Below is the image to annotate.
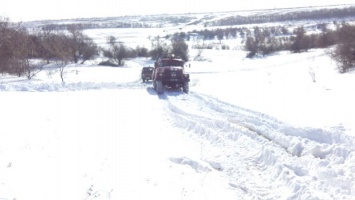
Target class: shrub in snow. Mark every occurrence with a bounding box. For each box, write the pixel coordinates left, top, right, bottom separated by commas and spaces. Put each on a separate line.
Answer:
330, 24, 355, 73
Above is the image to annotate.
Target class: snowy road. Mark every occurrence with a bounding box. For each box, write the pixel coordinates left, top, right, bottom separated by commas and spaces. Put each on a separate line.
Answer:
1, 53, 354, 199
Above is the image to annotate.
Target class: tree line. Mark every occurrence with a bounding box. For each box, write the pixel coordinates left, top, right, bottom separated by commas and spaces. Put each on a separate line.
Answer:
0, 17, 190, 82
244, 23, 355, 73
206, 6, 355, 27
0, 18, 99, 81
41, 22, 153, 31
183, 22, 355, 73
32, 14, 195, 31
243, 26, 336, 56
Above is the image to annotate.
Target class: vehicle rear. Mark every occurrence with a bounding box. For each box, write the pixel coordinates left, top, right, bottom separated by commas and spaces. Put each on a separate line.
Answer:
153, 57, 190, 94
141, 67, 154, 82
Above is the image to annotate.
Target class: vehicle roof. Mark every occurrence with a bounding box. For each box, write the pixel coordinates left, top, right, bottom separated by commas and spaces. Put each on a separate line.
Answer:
158, 57, 184, 61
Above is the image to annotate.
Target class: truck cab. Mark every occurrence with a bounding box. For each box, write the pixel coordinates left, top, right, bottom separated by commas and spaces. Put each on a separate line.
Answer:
153, 56, 190, 94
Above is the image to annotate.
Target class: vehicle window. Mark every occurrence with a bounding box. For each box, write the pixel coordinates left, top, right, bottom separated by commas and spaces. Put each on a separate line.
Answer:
143, 68, 153, 72
161, 60, 184, 67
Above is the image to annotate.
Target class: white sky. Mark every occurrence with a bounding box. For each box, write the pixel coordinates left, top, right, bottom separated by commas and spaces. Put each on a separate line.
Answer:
0, 0, 354, 22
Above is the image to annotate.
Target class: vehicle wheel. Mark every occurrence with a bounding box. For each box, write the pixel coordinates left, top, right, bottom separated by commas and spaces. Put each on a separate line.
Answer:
183, 81, 189, 93
142, 79, 145, 83
156, 81, 163, 94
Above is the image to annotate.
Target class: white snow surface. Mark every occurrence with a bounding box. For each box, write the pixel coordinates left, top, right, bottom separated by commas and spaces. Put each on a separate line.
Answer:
1, 34, 355, 199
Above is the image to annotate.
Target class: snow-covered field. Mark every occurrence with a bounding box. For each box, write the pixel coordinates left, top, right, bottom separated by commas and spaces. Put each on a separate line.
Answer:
1, 26, 355, 199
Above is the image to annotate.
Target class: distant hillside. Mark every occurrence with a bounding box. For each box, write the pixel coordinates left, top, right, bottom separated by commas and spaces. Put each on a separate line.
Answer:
23, 4, 355, 30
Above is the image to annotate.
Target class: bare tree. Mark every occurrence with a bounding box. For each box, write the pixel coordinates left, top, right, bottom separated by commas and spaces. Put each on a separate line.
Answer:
15, 29, 45, 79
37, 28, 56, 64
291, 26, 307, 53
67, 25, 83, 63
51, 33, 72, 82
80, 36, 99, 64
149, 35, 169, 60
67, 25, 99, 64
170, 36, 189, 61
0, 17, 20, 74
102, 36, 130, 66
330, 24, 355, 73
245, 36, 258, 57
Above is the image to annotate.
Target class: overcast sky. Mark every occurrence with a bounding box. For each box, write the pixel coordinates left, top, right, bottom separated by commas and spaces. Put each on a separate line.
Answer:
0, 0, 354, 22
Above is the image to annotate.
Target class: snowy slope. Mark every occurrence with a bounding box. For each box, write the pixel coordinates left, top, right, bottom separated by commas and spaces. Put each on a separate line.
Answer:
2, 7, 355, 198
0, 45, 354, 200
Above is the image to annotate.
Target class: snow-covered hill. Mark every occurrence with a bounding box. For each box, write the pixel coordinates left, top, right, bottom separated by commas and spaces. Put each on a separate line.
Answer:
1, 46, 354, 199
1, 7, 355, 200
23, 4, 355, 30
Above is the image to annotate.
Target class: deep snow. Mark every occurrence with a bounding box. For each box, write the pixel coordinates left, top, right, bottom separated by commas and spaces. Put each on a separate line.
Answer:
1, 28, 355, 199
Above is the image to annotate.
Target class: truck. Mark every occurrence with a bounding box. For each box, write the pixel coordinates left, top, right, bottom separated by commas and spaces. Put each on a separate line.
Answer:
141, 66, 154, 82
152, 56, 190, 94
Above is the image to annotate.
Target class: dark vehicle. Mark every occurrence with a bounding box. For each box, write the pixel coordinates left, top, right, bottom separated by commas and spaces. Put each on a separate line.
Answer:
141, 66, 154, 82
153, 56, 190, 94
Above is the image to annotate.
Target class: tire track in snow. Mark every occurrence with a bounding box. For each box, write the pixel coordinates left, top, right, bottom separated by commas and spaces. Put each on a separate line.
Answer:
160, 91, 295, 198
183, 92, 354, 158
160, 91, 355, 199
